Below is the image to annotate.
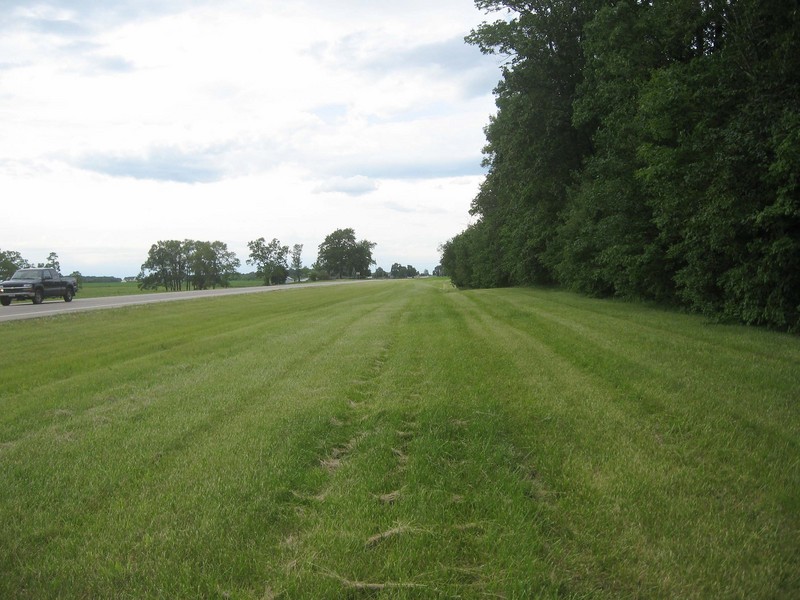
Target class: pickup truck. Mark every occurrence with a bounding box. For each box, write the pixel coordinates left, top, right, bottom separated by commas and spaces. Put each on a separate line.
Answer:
0, 268, 78, 305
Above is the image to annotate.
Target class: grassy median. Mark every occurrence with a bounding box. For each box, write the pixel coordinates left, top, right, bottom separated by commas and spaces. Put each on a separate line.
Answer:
0, 279, 798, 598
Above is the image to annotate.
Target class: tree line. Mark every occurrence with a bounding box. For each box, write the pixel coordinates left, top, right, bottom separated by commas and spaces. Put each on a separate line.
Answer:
3, 229, 431, 291
441, 0, 799, 332
138, 228, 378, 291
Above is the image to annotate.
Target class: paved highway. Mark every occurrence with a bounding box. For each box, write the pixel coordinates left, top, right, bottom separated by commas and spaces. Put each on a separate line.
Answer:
0, 279, 375, 323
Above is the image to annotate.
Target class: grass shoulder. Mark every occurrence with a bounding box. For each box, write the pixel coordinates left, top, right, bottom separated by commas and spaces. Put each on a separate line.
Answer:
0, 281, 797, 597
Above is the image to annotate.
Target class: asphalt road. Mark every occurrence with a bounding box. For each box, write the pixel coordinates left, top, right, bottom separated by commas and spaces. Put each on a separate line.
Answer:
0, 279, 375, 323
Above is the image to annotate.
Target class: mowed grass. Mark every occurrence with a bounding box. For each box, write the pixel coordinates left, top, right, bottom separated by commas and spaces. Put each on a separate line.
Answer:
77, 279, 264, 298
0, 279, 797, 598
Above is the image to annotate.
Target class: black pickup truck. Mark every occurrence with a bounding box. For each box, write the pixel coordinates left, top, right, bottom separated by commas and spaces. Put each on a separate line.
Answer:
0, 268, 78, 305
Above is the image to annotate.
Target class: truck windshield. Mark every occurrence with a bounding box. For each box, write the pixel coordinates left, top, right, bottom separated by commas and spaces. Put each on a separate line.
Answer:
10, 269, 39, 280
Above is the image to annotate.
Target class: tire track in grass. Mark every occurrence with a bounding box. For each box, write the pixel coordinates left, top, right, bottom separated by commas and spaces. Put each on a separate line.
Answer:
271, 295, 400, 586
283, 283, 558, 596
380, 287, 562, 596
0, 285, 407, 598
274, 287, 443, 595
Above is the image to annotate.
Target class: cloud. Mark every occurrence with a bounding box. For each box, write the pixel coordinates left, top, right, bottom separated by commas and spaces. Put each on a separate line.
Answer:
311, 103, 349, 125
88, 55, 136, 73
310, 33, 501, 101
370, 159, 486, 180
21, 17, 89, 37
372, 36, 497, 75
76, 146, 226, 183
313, 176, 379, 196
3, 0, 215, 27
383, 200, 415, 214
0, 0, 498, 277
327, 158, 485, 181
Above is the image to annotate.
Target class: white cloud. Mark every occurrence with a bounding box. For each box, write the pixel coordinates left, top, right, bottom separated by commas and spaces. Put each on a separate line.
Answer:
313, 176, 379, 196
0, 0, 501, 275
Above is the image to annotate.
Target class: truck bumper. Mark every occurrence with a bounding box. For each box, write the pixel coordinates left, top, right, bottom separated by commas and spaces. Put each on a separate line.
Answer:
0, 291, 35, 302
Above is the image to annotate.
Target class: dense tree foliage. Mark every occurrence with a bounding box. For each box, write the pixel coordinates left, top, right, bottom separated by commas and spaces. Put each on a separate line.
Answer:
316, 228, 376, 279
390, 263, 419, 278
247, 237, 289, 286
443, 0, 800, 331
140, 239, 240, 291
189, 241, 241, 289
0, 249, 32, 280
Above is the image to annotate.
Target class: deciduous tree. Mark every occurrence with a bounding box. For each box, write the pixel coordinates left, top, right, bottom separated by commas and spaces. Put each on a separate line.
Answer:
247, 237, 289, 286
0, 249, 31, 279
189, 241, 240, 289
290, 244, 303, 283
316, 228, 375, 279
139, 240, 192, 291
443, 0, 800, 331
44, 252, 61, 272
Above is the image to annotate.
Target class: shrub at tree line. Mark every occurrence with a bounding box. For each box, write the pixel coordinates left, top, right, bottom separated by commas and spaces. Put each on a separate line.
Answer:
441, 0, 799, 332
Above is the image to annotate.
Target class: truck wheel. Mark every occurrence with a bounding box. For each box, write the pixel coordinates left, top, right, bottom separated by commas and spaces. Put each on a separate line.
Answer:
33, 288, 44, 304
0, 297, 10, 306
64, 288, 74, 302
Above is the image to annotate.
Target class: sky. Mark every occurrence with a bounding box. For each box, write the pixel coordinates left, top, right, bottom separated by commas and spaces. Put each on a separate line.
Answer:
0, 0, 505, 277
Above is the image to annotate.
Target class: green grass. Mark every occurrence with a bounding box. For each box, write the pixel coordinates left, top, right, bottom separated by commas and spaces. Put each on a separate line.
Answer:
77, 279, 265, 298
1, 279, 798, 598
75, 281, 157, 297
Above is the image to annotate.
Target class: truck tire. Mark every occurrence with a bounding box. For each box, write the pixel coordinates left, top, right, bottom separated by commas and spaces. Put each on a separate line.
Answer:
0, 297, 10, 306
64, 288, 74, 302
33, 288, 44, 304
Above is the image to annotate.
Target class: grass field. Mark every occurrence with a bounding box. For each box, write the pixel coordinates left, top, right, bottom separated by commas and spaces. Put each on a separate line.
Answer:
77, 279, 264, 298
1, 279, 798, 598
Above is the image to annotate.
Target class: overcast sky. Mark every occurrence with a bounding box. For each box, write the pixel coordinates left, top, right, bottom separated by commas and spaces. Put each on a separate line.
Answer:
1, 0, 503, 277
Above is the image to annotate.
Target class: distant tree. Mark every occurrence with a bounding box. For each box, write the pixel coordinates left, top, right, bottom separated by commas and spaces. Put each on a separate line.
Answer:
79, 275, 124, 284
373, 266, 387, 279
247, 237, 289, 286
139, 240, 191, 291
308, 262, 330, 282
44, 252, 60, 272
139, 239, 239, 291
317, 228, 376, 279
189, 241, 240, 289
270, 265, 288, 285
290, 244, 303, 283
390, 263, 407, 279
351, 240, 376, 279
211, 241, 240, 286
433, 265, 444, 277
0, 249, 31, 279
